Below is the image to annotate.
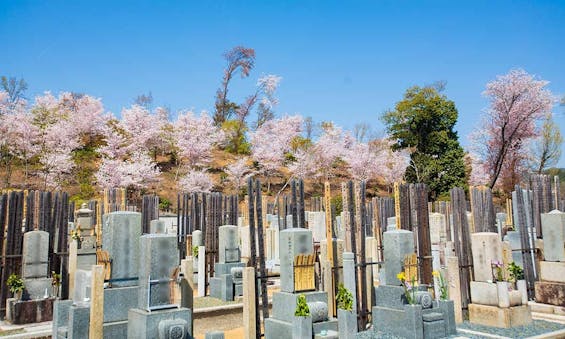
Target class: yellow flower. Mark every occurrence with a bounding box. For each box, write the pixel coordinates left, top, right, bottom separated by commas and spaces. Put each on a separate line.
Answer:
432, 270, 440, 277
397, 272, 406, 281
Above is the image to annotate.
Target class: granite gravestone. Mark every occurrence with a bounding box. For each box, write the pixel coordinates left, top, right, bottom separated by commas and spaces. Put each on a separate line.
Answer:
102, 212, 142, 287
382, 229, 414, 286
138, 234, 179, 310
22, 230, 52, 299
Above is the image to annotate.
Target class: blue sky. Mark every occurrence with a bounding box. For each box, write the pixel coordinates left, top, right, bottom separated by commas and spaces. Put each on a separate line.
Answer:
1, 1, 565, 164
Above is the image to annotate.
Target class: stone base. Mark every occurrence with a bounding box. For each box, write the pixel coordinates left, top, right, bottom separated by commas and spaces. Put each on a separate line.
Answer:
77, 248, 97, 270
6, 297, 55, 324
214, 262, 245, 276
373, 305, 423, 339
271, 291, 329, 323
468, 304, 532, 328
535, 281, 565, 307
539, 261, 565, 283
104, 286, 139, 322
23, 277, 52, 299
264, 317, 338, 339
127, 307, 192, 339
209, 275, 234, 301
529, 301, 565, 315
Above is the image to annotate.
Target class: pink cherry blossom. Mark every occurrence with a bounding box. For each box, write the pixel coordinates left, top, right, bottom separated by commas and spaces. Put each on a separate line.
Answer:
178, 169, 214, 193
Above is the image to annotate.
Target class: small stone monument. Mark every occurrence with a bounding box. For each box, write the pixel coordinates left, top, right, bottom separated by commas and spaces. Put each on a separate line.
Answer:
209, 225, 245, 301
75, 204, 97, 269
6, 230, 56, 324
264, 228, 338, 338
372, 229, 456, 339
532, 211, 565, 312
468, 232, 531, 328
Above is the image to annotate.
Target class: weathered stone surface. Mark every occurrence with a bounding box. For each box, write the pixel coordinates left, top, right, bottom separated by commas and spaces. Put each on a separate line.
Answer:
541, 210, 565, 262
127, 307, 192, 339
435, 300, 456, 335
6, 297, 55, 324
192, 230, 203, 247
528, 301, 556, 314
22, 231, 49, 279
373, 303, 423, 339
102, 212, 142, 287
429, 213, 446, 244
471, 232, 503, 282
279, 228, 313, 293
53, 299, 72, 338
103, 286, 139, 322
149, 220, 166, 234
503, 231, 524, 268
292, 316, 312, 339
337, 309, 356, 339
68, 304, 91, 339
307, 301, 328, 323
138, 234, 179, 310
219, 225, 240, 263
382, 229, 415, 286
468, 303, 532, 328
539, 261, 565, 283
307, 211, 326, 242
23, 277, 51, 300
535, 281, 565, 306
205, 331, 225, 339
73, 269, 92, 305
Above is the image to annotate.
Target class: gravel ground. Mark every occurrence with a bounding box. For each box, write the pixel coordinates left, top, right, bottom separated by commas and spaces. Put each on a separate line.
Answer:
354, 319, 565, 339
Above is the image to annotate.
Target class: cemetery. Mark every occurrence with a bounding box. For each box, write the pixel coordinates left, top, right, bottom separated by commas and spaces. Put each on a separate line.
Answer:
0, 176, 562, 338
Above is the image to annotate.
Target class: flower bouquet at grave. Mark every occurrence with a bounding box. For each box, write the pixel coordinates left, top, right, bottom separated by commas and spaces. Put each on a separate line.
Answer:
397, 271, 417, 304
7, 274, 24, 300
491, 260, 505, 282
433, 270, 448, 300
51, 271, 61, 297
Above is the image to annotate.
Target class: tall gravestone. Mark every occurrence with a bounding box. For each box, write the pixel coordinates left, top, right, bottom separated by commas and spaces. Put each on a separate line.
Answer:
265, 228, 337, 338
22, 230, 52, 299
102, 212, 142, 287
128, 233, 193, 339
534, 211, 565, 309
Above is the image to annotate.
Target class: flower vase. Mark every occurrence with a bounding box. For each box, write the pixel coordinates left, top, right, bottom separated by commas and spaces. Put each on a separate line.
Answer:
496, 281, 510, 308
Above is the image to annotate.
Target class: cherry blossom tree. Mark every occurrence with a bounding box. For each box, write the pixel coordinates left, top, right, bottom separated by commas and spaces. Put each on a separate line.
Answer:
175, 110, 225, 168
225, 157, 253, 193
250, 115, 302, 177
472, 69, 554, 189
120, 104, 163, 154
178, 169, 214, 193
96, 150, 160, 189
343, 142, 380, 181
288, 149, 320, 180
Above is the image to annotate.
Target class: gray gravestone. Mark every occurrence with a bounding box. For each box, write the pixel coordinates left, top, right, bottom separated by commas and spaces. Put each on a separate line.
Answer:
383, 229, 414, 286
541, 210, 565, 262
73, 269, 92, 306
503, 231, 524, 267
150, 220, 166, 234
218, 225, 240, 263
102, 212, 142, 287
22, 231, 49, 279
279, 228, 313, 293
138, 234, 179, 310
343, 252, 357, 314
192, 230, 203, 247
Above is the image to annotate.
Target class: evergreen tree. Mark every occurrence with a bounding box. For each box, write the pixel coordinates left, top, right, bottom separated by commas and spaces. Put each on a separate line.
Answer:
382, 85, 466, 198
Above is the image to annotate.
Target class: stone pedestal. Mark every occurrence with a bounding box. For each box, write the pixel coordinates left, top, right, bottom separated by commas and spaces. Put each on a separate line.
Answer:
6, 297, 56, 324
127, 307, 192, 339
468, 304, 532, 328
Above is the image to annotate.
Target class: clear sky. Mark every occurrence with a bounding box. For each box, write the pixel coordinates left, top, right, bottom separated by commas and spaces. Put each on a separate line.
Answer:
1, 1, 565, 163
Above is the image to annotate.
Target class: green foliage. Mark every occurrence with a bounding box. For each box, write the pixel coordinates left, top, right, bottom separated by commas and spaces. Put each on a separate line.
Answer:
159, 197, 172, 211
508, 262, 524, 282
192, 245, 199, 258
221, 119, 250, 154
381, 85, 466, 198
336, 284, 353, 311
331, 196, 343, 214
7, 274, 24, 294
294, 294, 310, 316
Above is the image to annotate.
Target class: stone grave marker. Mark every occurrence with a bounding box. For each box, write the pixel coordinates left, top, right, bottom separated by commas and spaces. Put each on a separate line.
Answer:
470, 232, 503, 282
